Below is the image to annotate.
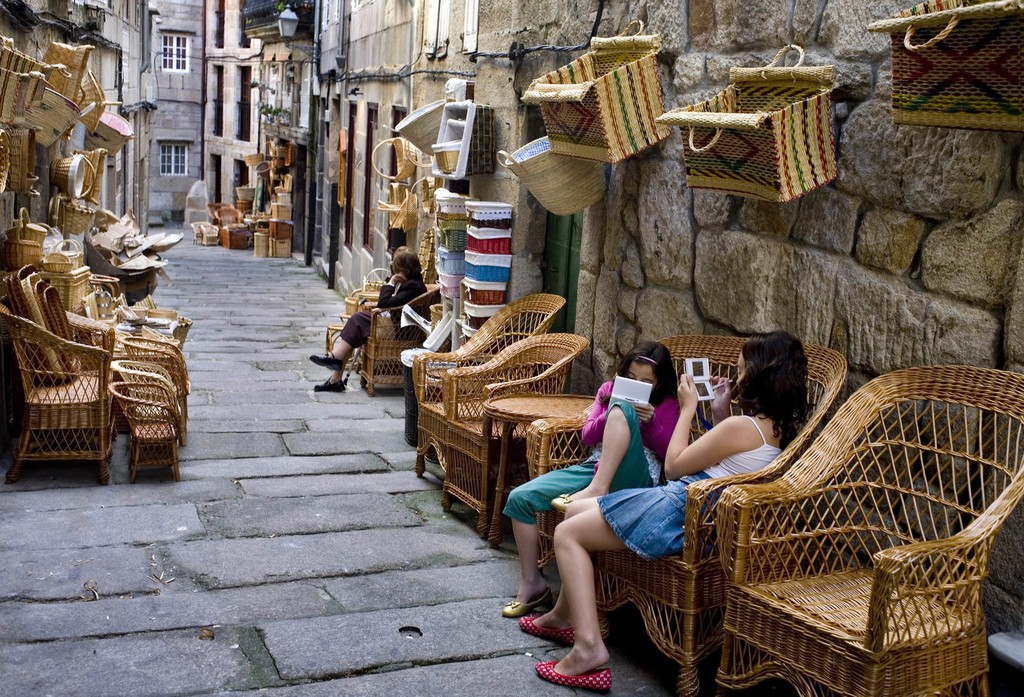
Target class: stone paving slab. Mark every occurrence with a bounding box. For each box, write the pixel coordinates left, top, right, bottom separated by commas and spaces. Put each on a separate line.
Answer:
189, 368, 303, 383
0, 629, 254, 696
0, 546, 159, 601
322, 560, 519, 612
259, 598, 548, 680
239, 472, 439, 498
210, 390, 319, 405
166, 528, 498, 589
179, 432, 287, 461
187, 402, 389, 422
181, 454, 390, 479
283, 430, 409, 455
0, 478, 237, 512
0, 581, 335, 642
380, 450, 420, 471
302, 415, 405, 432
188, 419, 308, 433
198, 492, 421, 537
0, 503, 203, 550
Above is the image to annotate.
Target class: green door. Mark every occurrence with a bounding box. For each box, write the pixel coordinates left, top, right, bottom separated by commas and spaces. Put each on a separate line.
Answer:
543, 212, 583, 333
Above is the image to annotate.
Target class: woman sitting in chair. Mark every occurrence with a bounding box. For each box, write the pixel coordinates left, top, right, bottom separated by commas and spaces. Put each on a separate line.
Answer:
309, 248, 426, 392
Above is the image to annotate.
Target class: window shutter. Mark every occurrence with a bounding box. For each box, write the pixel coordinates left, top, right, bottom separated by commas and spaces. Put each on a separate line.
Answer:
424, 0, 440, 57
436, 0, 451, 58
463, 0, 478, 53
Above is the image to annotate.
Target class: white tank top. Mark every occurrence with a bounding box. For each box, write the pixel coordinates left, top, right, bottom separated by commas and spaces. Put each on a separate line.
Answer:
702, 415, 781, 479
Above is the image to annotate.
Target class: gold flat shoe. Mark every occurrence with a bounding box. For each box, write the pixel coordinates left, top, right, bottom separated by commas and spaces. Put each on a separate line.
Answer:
551, 494, 573, 513
501, 587, 553, 618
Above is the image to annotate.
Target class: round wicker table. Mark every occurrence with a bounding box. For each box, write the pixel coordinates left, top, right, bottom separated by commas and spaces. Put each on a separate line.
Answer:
482, 393, 593, 546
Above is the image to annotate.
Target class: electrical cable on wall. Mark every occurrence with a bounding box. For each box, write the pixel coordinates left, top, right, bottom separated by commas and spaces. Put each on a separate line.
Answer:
467, 0, 605, 62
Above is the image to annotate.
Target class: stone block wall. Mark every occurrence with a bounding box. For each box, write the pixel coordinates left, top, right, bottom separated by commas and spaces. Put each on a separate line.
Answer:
570, 0, 1024, 630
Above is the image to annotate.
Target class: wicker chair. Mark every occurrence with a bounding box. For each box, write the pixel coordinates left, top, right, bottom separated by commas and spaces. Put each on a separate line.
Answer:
423, 333, 590, 539
191, 222, 219, 246
116, 335, 190, 446
413, 292, 567, 476
530, 335, 847, 697
358, 288, 439, 396
109, 380, 181, 483
715, 365, 1024, 697
0, 303, 113, 484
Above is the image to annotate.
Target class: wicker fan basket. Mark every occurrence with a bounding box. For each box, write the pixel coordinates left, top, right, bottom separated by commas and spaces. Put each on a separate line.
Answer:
395, 100, 445, 152
42, 42, 94, 100
497, 137, 606, 215
77, 70, 117, 133
4, 127, 37, 195
521, 21, 668, 163
244, 152, 264, 166
867, 0, 1024, 131
657, 45, 837, 203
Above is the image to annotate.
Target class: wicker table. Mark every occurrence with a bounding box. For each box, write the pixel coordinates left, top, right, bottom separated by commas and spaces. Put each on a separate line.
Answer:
482, 393, 593, 546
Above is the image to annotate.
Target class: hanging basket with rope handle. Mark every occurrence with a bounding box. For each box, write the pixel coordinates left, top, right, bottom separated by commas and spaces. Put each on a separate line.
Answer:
521, 21, 669, 163
377, 181, 419, 232
372, 137, 431, 182
867, 0, 1024, 131
656, 45, 837, 203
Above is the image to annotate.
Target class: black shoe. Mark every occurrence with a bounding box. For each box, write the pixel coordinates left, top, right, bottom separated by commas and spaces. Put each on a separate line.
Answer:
310, 354, 345, 370
313, 378, 347, 393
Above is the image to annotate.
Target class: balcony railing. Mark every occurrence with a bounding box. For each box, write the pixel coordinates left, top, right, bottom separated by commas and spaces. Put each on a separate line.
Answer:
242, 0, 314, 41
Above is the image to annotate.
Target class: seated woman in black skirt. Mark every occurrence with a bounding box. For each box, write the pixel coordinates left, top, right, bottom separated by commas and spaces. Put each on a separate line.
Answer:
309, 249, 427, 392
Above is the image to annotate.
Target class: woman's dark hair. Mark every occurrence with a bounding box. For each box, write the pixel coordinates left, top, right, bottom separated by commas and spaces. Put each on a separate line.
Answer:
600, 341, 677, 405
733, 331, 809, 448
391, 249, 422, 279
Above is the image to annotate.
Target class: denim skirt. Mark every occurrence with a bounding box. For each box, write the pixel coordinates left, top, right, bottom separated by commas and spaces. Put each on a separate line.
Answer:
598, 471, 713, 560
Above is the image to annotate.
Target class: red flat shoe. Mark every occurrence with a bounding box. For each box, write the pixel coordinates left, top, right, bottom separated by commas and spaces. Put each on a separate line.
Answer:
518, 615, 574, 645
535, 661, 611, 693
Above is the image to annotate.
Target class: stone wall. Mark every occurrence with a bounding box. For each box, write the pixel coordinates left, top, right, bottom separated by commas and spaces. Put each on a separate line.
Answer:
567, 0, 1024, 631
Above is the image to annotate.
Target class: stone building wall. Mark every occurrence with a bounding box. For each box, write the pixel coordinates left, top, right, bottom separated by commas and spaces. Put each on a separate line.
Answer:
565, 0, 1024, 631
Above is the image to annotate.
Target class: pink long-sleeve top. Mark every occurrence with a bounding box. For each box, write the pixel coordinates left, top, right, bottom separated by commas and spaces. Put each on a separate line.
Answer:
581, 381, 680, 460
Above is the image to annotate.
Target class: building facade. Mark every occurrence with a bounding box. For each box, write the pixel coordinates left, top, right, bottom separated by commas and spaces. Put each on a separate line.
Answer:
148, 0, 204, 223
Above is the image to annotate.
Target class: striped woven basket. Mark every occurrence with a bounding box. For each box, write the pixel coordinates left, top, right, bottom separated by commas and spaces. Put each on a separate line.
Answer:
521, 21, 668, 163
0, 67, 46, 122
656, 45, 837, 203
867, 0, 1024, 131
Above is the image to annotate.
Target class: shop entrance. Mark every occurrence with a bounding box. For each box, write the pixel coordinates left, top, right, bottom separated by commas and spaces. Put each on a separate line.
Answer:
542, 211, 582, 333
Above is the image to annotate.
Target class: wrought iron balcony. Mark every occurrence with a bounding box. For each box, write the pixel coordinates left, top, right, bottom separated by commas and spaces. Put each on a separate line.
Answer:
243, 0, 314, 42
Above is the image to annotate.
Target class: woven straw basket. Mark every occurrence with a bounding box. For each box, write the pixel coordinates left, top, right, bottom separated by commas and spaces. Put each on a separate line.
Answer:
50, 153, 95, 199
77, 70, 118, 133
497, 137, 606, 215
41, 238, 84, 273
84, 110, 133, 155
0, 34, 51, 75
244, 152, 264, 166
521, 22, 668, 163
378, 182, 419, 232
0, 67, 46, 122
657, 45, 837, 203
0, 128, 9, 194
42, 42, 94, 100
4, 128, 37, 195
6, 208, 48, 244
75, 148, 107, 205
868, 0, 1024, 131
372, 137, 429, 181
395, 100, 445, 153
21, 88, 81, 147
50, 196, 96, 235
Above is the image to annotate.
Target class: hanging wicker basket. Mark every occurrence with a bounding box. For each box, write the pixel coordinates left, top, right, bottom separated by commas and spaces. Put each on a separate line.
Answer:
75, 148, 108, 205
50, 196, 96, 235
497, 137, 606, 215
4, 127, 38, 195
867, 0, 1024, 131
521, 21, 669, 163
372, 137, 430, 182
378, 182, 419, 232
42, 42, 94, 100
20, 88, 81, 147
84, 110, 133, 154
0, 67, 46, 122
395, 100, 445, 153
657, 45, 837, 203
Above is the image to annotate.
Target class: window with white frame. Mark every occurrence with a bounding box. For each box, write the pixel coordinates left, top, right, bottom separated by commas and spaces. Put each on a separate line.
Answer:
161, 33, 189, 72
160, 144, 188, 176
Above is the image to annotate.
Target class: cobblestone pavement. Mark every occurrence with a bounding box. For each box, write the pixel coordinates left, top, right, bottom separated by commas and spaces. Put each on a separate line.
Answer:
0, 235, 686, 697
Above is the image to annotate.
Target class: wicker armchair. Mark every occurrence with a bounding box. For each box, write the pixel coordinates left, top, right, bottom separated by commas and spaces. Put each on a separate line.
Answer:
358, 288, 439, 396
0, 303, 113, 484
530, 335, 847, 697
191, 222, 219, 246
116, 335, 190, 445
716, 365, 1024, 697
109, 380, 181, 483
413, 292, 566, 475
422, 333, 589, 538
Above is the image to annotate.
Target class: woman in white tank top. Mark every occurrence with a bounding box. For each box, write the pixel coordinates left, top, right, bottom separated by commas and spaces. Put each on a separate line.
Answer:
522, 332, 809, 691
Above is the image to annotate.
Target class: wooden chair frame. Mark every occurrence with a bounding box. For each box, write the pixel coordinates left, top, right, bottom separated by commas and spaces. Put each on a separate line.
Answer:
530, 335, 847, 697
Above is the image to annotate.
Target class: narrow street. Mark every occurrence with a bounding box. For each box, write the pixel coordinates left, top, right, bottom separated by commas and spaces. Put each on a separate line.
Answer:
0, 234, 680, 696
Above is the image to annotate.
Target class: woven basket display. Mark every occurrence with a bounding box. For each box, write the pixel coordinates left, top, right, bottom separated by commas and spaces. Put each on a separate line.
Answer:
372, 137, 428, 181
42, 42, 94, 100
21, 88, 81, 147
418, 225, 438, 284
5, 127, 37, 194
656, 45, 837, 203
75, 148, 107, 204
395, 100, 445, 152
497, 137, 606, 215
77, 70, 112, 133
40, 238, 84, 273
0, 128, 9, 194
50, 196, 96, 235
39, 265, 91, 311
84, 110, 133, 155
378, 182, 419, 232
244, 152, 264, 166
868, 0, 1024, 131
0, 67, 46, 123
253, 232, 270, 257
521, 22, 668, 163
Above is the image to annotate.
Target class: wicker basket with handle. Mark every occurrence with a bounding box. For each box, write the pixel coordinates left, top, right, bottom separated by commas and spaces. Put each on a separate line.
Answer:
42, 42, 94, 100
497, 137, 606, 215
4, 127, 38, 195
40, 238, 84, 273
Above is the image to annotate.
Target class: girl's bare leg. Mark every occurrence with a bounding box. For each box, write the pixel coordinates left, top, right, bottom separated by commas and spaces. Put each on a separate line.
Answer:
572, 406, 630, 500
511, 519, 548, 603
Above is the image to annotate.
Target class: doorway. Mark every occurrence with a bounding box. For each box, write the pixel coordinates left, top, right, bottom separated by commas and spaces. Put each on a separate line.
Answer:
542, 211, 583, 333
